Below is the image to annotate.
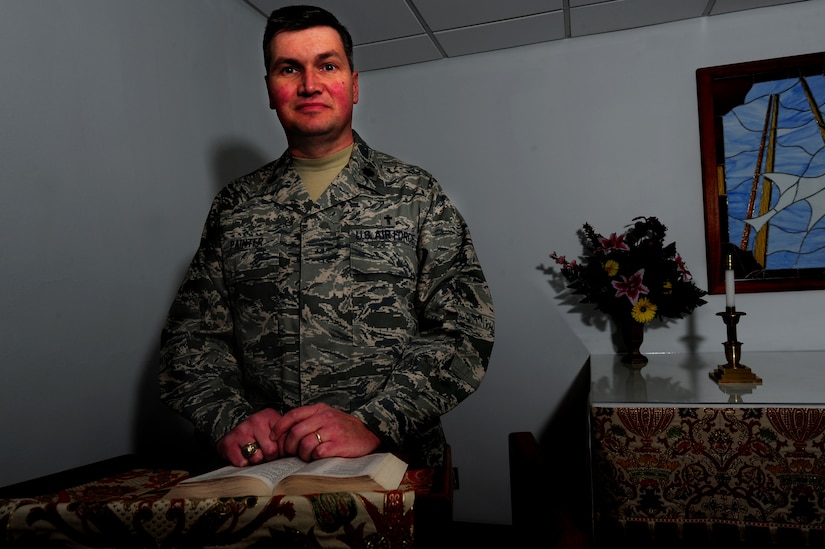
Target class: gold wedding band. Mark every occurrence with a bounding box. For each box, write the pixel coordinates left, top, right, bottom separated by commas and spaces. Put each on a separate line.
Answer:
315, 431, 323, 444
241, 441, 260, 458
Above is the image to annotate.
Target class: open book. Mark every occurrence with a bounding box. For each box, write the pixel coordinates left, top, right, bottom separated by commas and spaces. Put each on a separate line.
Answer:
164, 453, 408, 498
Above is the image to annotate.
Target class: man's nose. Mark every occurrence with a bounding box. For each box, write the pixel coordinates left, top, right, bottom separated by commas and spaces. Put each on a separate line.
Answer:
299, 71, 320, 95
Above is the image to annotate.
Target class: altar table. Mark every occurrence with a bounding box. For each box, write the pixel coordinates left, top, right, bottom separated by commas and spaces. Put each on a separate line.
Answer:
590, 350, 825, 547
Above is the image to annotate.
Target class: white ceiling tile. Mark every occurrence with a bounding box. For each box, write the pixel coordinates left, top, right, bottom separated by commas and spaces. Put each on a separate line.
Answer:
248, 0, 424, 44
710, 0, 806, 15
413, 0, 563, 31
434, 12, 566, 57
354, 35, 444, 72
243, 0, 811, 71
570, 0, 619, 6
570, 0, 708, 36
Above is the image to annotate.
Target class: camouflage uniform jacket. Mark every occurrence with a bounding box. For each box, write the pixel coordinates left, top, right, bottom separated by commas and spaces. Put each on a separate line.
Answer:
159, 133, 495, 466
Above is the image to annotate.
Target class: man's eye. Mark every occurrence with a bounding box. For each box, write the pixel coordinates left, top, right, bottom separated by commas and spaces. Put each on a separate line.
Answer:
280, 66, 297, 75
321, 63, 336, 72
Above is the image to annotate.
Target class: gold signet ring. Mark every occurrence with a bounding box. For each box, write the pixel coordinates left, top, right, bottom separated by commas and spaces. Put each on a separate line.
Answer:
241, 441, 260, 458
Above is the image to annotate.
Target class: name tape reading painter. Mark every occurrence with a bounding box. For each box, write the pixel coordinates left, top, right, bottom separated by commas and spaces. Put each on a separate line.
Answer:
228, 237, 265, 251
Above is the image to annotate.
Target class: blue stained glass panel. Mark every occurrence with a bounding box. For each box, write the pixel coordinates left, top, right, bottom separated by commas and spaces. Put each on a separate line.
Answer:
723, 75, 825, 271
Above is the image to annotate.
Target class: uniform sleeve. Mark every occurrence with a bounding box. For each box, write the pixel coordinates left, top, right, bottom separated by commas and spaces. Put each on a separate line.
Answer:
159, 199, 255, 445
351, 185, 495, 449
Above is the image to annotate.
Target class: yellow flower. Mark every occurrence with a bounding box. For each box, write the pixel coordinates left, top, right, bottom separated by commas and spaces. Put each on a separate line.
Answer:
631, 297, 657, 323
603, 259, 619, 277
663, 280, 673, 295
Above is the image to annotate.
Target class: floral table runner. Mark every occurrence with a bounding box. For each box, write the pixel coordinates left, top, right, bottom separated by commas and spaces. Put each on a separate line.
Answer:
1, 466, 423, 548
591, 405, 825, 546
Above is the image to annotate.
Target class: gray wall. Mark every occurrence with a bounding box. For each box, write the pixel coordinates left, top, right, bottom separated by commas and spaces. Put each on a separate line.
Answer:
2, 0, 825, 526
1, 0, 282, 483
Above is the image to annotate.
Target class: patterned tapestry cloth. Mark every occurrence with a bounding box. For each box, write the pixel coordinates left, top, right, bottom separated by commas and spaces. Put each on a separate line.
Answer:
1, 467, 425, 548
591, 406, 825, 546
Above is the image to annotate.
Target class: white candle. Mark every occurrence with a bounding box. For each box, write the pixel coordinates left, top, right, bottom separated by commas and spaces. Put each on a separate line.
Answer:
724, 254, 735, 308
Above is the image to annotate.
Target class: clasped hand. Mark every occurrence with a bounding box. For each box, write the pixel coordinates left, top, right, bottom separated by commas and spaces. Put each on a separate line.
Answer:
216, 403, 381, 466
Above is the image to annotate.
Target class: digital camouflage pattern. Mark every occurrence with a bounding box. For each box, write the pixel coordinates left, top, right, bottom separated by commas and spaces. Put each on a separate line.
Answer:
159, 133, 495, 466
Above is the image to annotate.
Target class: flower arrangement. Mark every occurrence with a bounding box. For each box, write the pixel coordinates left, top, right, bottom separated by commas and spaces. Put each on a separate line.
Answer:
550, 216, 707, 324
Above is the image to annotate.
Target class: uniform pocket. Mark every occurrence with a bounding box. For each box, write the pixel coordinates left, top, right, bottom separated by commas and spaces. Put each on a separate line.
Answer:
223, 233, 284, 286
223, 233, 286, 344
349, 238, 418, 346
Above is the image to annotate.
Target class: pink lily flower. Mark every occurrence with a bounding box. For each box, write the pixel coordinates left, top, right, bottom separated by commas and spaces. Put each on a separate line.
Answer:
597, 232, 630, 253
672, 254, 693, 281
611, 269, 649, 304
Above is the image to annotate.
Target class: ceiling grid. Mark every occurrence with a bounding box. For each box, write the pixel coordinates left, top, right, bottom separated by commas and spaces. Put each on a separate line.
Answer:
246, 0, 809, 71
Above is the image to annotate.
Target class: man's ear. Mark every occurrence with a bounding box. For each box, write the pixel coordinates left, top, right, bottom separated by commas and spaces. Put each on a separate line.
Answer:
265, 73, 276, 110
352, 71, 359, 105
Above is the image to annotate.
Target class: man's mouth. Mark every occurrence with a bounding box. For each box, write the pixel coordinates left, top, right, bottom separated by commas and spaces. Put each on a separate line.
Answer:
296, 102, 328, 111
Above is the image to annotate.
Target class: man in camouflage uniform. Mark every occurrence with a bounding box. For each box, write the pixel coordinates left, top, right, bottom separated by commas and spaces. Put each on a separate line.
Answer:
159, 5, 494, 469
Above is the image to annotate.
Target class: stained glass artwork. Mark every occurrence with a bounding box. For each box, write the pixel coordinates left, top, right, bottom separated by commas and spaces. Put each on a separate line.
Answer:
723, 74, 825, 274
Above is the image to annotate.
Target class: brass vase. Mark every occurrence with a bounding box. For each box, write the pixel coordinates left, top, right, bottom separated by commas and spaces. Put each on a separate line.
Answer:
619, 319, 648, 367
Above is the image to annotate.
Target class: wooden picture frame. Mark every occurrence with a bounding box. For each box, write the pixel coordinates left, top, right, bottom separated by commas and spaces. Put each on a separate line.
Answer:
697, 51, 825, 295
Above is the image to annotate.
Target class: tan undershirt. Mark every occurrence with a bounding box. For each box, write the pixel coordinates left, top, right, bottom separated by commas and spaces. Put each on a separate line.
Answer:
292, 145, 353, 201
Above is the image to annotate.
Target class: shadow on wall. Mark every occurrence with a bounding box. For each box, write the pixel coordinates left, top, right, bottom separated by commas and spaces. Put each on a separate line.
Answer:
210, 139, 273, 194
538, 261, 610, 333
131, 338, 205, 468
537, 360, 593, 537
131, 140, 272, 469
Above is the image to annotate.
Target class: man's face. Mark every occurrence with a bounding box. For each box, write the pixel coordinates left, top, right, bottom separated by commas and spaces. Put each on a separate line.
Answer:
266, 26, 359, 155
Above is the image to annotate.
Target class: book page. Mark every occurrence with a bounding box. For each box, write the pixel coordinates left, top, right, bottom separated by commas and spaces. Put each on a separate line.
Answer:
243, 458, 307, 486
181, 457, 307, 489
289, 454, 384, 478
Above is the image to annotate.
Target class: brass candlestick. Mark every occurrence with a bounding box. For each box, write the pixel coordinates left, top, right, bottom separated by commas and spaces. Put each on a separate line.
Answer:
709, 307, 762, 384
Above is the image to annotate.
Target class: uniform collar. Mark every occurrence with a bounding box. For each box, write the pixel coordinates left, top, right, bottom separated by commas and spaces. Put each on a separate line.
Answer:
265, 131, 384, 212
